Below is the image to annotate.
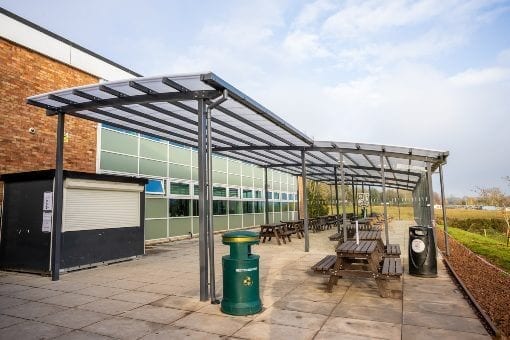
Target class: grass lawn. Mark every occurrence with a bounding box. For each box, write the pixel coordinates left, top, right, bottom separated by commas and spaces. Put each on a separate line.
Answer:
447, 227, 510, 272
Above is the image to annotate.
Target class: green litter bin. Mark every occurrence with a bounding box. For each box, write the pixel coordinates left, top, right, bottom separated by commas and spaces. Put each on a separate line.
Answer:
221, 230, 262, 316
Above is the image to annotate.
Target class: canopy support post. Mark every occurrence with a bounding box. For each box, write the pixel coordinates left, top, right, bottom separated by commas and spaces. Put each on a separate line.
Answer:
264, 167, 269, 224
396, 187, 401, 221
51, 113, 65, 281
340, 153, 347, 241
197, 99, 209, 301
439, 164, 449, 256
361, 182, 365, 218
380, 154, 389, 247
334, 166, 340, 233
351, 181, 355, 218
301, 150, 309, 252
368, 185, 373, 215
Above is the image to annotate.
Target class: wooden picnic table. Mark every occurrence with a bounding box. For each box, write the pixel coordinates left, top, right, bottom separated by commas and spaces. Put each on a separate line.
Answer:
281, 220, 304, 239
259, 223, 291, 245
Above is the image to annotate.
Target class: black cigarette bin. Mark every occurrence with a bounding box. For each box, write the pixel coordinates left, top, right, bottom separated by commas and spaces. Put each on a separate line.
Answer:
408, 226, 437, 277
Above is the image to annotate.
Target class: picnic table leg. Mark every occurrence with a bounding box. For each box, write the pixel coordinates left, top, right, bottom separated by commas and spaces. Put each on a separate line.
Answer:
327, 257, 343, 292
274, 229, 282, 245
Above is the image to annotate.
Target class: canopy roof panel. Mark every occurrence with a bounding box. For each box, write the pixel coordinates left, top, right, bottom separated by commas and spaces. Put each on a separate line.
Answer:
27, 72, 449, 191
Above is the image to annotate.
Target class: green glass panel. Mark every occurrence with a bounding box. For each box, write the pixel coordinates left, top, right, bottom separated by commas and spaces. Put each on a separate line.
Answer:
243, 214, 255, 228
213, 216, 228, 231
170, 183, 190, 195
242, 163, 252, 176
229, 215, 243, 229
191, 167, 198, 180
145, 198, 167, 218
253, 167, 264, 179
254, 214, 265, 226
170, 145, 191, 164
145, 219, 167, 240
254, 178, 263, 188
140, 138, 168, 161
169, 163, 191, 180
169, 217, 192, 236
228, 188, 239, 198
229, 174, 241, 186
213, 187, 226, 197
212, 171, 227, 184
192, 217, 199, 234
191, 151, 198, 167
139, 159, 167, 177
212, 157, 227, 172
100, 152, 137, 173
101, 129, 138, 155
229, 160, 241, 174
242, 176, 252, 186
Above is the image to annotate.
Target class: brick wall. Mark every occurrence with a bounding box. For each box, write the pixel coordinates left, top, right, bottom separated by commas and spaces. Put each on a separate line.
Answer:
0, 38, 98, 203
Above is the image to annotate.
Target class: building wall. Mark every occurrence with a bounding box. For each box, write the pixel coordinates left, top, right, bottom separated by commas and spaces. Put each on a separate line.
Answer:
0, 38, 98, 203
99, 126, 299, 241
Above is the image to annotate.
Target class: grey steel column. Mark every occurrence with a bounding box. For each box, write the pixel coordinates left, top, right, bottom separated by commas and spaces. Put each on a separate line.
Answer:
439, 164, 449, 256
197, 99, 209, 301
380, 154, 389, 247
51, 113, 65, 281
334, 166, 340, 233
396, 188, 401, 221
355, 185, 358, 217
264, 167, 269, 224
368, 185, 373, 215
301, 150, 309, 252
427, 164, 435, 227
340, 153, 347, 240
361, 182, 365, 218
206, 107, 218, 304
351, 181, 355, 217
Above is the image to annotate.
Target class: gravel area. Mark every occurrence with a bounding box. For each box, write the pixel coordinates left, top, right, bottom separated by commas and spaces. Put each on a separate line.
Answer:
437, 229, 510, 337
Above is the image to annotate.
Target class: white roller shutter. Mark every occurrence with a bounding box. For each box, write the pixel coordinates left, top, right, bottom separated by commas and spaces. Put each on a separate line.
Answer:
62, 179, 142, 232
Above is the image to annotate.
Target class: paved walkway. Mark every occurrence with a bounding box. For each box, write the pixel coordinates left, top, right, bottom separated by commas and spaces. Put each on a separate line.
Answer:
0, 221, 489, 339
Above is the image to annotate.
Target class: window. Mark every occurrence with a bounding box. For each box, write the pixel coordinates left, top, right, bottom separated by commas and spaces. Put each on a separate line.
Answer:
267, 191, 273, 200
243, 201, 254, 213
242, 189, 253, 198
281, 193, 288, 200
192, 199, 198, 216
145, 179, 165, 195
229, 188, 239, 198
282, 202, 289, 212
213, 187, 227, 197
170, 182, 189, 195
289, 202, 296, 211
229, 201, 242, 214
102, 123, 136, 135
272, 201, 281, 212
194, 185, 199, 195
213, 200, 227, 215
169, 199, 190, 217
254, 201, 264, 213
255, 190, 262, 198
274, 192, 280, 200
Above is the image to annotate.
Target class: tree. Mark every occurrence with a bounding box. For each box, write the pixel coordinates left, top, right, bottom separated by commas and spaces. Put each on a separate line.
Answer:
475, 184, 510, 246
307, 181, 329, 218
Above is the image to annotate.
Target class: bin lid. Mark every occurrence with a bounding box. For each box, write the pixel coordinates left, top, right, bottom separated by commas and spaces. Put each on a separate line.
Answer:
222, 230, 259, 244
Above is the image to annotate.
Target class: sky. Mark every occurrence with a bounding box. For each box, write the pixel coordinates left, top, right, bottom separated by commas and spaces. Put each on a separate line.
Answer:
2, 0, 510, 196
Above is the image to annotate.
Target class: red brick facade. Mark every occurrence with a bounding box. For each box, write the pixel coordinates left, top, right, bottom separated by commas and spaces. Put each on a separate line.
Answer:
0, 38, 98, 203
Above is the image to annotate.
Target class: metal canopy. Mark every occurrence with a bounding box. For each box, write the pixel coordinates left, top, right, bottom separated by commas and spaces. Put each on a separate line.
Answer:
27, 72, 448, 191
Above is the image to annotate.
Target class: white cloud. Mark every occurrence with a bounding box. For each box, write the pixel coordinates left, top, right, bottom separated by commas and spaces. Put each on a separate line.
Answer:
282, 31, 332, 61
449, 67, 510, 86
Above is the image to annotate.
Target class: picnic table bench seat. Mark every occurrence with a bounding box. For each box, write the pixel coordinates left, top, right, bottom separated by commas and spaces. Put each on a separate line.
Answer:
385, 244, 401, 257
328, 232, 343, 241
375, 257, 403, 298
311, 255, 337, 274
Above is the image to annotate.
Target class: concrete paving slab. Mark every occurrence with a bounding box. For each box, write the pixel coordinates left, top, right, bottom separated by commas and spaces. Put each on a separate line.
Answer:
331, 304, 402, 324
234, 321, 317, 340
151, 295, 207, 312
0, 314, 25, 329
1, 320, 72, 340
109, 291, 165, 304
77, 298, 142, 315
83, 316, 163, 339
314, 330, 378, 340
403, 298, 477, 318
39, 292, 99, 307
41, 281, 91, 293
36, 308, 110, 329
321, 316, 401, 339
52, 330, 114, 340
272, 298, 337, 316
0, 283, 32, 295
141, 325, 224, 340
10, 287, 63, 301
2, 301, 67, 319
403, 310, 488, 335
173, 311, 249, 336
402, 324, 491, 340
254, 307, 328, 330
99, 279, 148, 290
121, 304, 188, 324
77, 285, 129, 298
0, 295, 29, 310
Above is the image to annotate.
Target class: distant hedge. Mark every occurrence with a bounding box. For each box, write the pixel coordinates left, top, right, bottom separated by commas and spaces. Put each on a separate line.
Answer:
437, 217, 507, 234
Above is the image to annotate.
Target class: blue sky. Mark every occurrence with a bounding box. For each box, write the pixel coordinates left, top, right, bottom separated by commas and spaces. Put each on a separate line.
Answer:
2, 0, 510, 196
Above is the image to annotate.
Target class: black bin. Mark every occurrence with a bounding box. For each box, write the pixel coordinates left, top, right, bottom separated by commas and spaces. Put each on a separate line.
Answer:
408, 226, 437, 277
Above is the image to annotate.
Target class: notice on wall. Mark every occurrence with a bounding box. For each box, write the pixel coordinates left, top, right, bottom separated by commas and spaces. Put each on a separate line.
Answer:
42, 211, 52, 232
43, 191, 53, 211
